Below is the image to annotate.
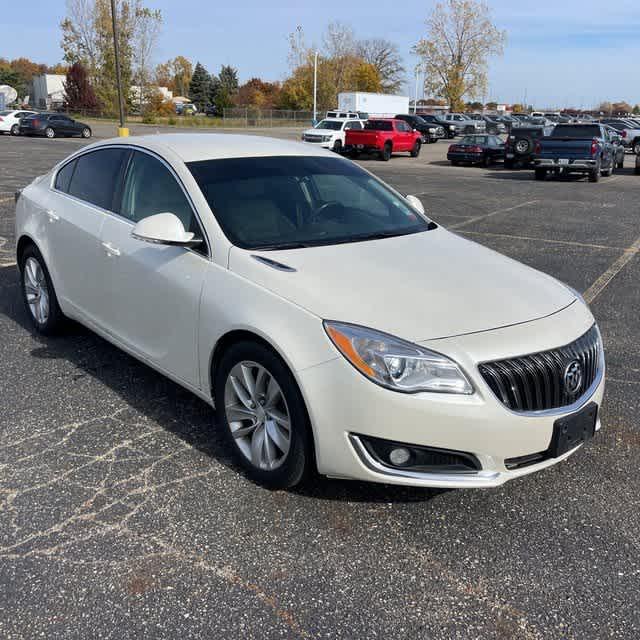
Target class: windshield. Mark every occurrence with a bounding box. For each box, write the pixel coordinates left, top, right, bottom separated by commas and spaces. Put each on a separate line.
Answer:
551, 125, 601, 138
187, 156, 431, 250
460, 136, 487, 145
315, 120, 343, 131
364, 120, 393, 131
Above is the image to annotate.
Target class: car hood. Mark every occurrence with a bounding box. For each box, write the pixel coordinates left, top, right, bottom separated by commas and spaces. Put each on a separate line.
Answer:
228, 228, 575, 342
303, 128, 337, 135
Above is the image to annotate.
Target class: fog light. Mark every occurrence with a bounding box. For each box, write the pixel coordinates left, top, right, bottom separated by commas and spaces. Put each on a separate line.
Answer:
389, 447, 411, 466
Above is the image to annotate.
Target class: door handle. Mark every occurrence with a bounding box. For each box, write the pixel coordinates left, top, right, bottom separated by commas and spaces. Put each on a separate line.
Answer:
46, 209, 59, 222
101, 242, 121, 257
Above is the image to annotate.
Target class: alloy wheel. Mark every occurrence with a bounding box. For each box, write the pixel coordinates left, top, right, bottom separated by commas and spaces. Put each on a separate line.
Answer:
23, 257, 50, 324
224, 361, 292, 470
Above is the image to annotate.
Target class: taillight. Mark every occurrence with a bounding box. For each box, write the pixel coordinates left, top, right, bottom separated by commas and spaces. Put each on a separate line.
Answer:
621, 130, 627, 138
591, 139, 598, 156
32, 119, 40, 127
469, 146, 483, 153
534, 141, 541, 154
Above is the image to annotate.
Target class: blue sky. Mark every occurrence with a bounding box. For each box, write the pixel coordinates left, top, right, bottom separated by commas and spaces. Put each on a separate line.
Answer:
3, 0, 640, 108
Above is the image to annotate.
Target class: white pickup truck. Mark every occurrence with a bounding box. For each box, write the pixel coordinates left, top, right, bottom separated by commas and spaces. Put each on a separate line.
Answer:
301, 118, 365, 153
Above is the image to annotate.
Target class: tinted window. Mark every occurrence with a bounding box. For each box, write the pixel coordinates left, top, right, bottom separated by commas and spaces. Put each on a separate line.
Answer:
364, 120, 392, 131
315, 120, 342, 130
68, 148, 128, 210
551, 125, 601, 138
54, 160, 76, 193
187, 156, 431, 250
397, 121, 411, 132
121, 151, 198, 234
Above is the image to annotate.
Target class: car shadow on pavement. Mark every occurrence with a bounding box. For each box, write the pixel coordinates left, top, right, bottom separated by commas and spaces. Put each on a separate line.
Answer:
0, 264, 442, 503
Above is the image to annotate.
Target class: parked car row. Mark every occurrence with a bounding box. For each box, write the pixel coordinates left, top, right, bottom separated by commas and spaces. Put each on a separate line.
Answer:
0, 110, 92, 139
447, 122, 636, 184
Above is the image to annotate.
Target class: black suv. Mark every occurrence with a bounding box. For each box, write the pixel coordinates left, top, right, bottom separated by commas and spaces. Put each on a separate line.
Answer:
504, 126, 552, 169
395, 114, 444, 143
19, 113, 92, 139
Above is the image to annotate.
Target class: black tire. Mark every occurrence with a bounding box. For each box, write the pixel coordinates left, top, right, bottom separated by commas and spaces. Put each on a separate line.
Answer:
19, 244, 66, 335
81, 127, 92, 138
214, 341, 311, 489
482, 154, 492, 167
534, 168, 547, 181
348, 149, 361, 159
617, 155, 624, 169
332, 139, 342, 154
10, 124, 20, 136
451, 160, 460, 166
45, 127, 55, 139
602, 162, 613, 177
380, 142, 392, 161
410, 140, 421, 157
635, 164, 640, 175
588, 162, 600, 182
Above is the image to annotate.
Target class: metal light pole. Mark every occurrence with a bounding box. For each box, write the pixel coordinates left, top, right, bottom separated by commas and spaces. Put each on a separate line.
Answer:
313, 51, 318, 124
110, 0, 128, 136
414, 66, 420, 114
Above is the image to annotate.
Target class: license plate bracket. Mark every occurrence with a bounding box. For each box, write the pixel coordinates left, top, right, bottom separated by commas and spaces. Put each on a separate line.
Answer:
558, 158, 569, 165
550, 402, 597, 458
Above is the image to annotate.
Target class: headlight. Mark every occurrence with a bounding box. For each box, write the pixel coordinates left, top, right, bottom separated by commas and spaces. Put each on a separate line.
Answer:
324, 321, 474, 394
322, 135, 333, 142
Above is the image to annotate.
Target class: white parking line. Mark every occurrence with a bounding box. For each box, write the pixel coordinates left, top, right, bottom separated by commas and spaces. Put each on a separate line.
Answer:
460, 230, 624, 252
583, 235, 640, 303
449, 200, 539, 230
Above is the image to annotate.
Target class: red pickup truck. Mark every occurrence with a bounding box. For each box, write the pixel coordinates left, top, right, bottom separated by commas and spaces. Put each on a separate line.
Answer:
344, 119, 422, 161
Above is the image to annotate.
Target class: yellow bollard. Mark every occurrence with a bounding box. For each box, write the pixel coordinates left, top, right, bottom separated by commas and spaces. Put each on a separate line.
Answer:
117, 127, 129, 137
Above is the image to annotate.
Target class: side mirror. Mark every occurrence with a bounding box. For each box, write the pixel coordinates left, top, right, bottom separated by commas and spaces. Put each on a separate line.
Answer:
406, 195, 425, 214
131, 212, 202, 248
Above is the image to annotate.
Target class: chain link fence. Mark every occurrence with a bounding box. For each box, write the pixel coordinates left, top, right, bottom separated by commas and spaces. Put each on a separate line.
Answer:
222, 108, 317, 128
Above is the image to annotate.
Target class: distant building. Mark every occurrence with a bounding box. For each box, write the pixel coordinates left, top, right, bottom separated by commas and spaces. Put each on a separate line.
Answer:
31, 74, 66, 109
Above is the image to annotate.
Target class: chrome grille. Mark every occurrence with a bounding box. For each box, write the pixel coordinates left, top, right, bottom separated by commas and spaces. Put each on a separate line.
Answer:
479, 325, 602, 413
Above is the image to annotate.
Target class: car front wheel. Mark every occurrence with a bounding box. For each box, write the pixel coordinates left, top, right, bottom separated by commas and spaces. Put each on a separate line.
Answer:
214, 341, 311, 488
10, 124, 20, 135
45, 127, 55, 138
410, 140, 421, 157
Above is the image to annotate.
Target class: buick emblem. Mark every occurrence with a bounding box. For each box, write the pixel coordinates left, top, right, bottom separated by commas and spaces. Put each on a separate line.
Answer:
563, 360, 583, 395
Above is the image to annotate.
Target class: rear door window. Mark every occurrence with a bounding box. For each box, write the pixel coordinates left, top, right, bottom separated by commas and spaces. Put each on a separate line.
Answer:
54, 160, 77, 193
68, 148, 129, 210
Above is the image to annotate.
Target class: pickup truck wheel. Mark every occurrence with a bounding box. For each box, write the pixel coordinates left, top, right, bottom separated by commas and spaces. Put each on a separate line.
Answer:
534, 168, 547, 181
380, 142, 392, 161
617, 155, 624, 169
410, 140, 421, 157
588, 163, 601, 182
332, 139, 342, 153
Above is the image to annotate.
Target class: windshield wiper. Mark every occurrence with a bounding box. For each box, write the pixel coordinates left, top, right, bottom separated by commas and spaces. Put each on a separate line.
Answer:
253, 241, 313, 251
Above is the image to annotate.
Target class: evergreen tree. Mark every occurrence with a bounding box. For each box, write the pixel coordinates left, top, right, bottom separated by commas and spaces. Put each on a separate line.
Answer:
188, 62, 211, 110
218, 65, 239, 95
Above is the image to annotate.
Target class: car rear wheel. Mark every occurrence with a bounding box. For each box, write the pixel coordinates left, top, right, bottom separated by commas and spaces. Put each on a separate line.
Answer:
214, 341, 311, 489
410, 140, 421, 157
380, 142, 392, 161
10, 124, 20, 136
19, 245, 66, 335
45, 127, 55, 139
81, 128, 92, 138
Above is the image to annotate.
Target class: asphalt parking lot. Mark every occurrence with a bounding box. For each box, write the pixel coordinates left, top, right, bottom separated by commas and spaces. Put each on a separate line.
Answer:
1, 128, 639, 639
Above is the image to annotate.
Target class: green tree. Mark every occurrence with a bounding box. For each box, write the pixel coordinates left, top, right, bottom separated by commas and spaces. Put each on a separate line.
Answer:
633, 104, 640, 115
485, 101, 498, 110
188, 62, 211, 110
412, 0, 506, 112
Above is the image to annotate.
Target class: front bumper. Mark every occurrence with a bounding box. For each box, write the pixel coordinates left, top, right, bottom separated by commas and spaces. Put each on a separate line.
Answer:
298, 301, 604, 488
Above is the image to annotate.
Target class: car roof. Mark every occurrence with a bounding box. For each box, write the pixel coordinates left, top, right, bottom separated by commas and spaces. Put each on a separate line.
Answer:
87, 133, 335, 163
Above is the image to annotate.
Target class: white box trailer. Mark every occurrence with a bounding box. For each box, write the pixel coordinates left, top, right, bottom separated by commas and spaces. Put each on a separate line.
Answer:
337, 92, 410, 117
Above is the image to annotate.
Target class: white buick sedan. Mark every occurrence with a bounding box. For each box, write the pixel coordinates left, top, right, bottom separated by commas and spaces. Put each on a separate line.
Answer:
15, 134, 605, 489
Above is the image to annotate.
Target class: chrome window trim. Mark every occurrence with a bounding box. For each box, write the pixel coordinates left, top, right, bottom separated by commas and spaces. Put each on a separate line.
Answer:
50, 144, 212, 259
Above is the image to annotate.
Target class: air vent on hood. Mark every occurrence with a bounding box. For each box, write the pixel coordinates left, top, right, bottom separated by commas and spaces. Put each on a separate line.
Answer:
251, 255, 296, 272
